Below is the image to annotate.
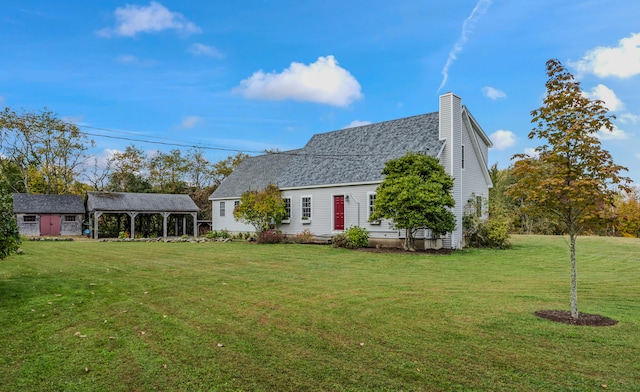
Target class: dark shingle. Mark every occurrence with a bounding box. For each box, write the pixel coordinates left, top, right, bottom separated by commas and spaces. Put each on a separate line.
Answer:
210, 150, 299, 199
13, 193, 85, 214
87, 192, 199, 212
280, 113, 441, 187
210, 112, 443, 198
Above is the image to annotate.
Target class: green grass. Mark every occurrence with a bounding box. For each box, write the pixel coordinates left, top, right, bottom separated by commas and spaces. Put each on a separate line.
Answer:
1, 235, 639, 391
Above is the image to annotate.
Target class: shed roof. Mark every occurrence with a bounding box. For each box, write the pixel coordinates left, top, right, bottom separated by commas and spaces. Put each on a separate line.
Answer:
210, 112, 443, 199
87, 192, 199, 213
13, 193, 85, 214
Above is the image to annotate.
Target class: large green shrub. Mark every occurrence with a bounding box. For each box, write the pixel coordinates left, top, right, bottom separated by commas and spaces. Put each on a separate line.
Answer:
332, 226, 369, 249
0, 194, 21, 259
463, 196, 510, 249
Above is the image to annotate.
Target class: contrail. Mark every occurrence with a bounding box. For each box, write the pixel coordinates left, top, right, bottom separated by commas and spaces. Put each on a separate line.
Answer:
438, 0, 492, 93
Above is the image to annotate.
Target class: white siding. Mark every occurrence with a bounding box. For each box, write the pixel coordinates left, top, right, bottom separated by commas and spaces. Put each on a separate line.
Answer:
211, 199, 255, 233
438, 93, 492, 249
212, 92, 492, 250
461, 116, 490, 209
279, 184, 388, 237
439, 92, 464, 249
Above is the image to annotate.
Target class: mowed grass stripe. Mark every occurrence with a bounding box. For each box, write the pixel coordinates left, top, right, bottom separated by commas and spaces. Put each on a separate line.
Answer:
1, 235, 639, 391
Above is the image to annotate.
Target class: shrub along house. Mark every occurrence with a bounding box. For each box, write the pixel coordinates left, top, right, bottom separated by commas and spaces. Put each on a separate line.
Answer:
209, 93, 493, 249
13, 193, 85, 236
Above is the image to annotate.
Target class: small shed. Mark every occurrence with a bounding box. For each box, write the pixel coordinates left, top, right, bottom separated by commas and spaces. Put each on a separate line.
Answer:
13, 193, 85, 236
86, 192, 200, 239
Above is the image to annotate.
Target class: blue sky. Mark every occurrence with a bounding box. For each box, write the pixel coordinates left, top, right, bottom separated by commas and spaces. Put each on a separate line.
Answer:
2, 0, 640, 184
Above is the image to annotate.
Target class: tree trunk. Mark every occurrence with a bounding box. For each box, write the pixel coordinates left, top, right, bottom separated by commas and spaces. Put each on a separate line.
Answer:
404, 228, 416, 252
403, 229, 410, 251
570, 231, 578, 319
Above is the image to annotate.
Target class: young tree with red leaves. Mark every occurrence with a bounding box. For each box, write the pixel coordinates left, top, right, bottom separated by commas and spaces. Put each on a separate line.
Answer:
507, 59, 631, 319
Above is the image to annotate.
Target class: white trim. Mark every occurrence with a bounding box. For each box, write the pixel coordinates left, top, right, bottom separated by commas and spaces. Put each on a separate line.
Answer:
367, 191, 380, 225
209, 181, 383, 201
280, 180, 382, 191
462, 106, 493, 147
219, 201, 226, 217
436, 142, 446, 160
282, 196, 292, 224
462, 110, 493, 186
300, 195, 312, 223
461, 144, 465, 171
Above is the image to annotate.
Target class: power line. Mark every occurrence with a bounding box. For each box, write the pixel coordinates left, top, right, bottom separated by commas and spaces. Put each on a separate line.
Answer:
7, 115, 430, 160
76, 125, 400, 159
79, 129, 260, 154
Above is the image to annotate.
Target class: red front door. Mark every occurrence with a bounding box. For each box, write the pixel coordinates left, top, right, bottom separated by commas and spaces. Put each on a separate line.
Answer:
40, 215, 61, 236
334, 195, 344, 230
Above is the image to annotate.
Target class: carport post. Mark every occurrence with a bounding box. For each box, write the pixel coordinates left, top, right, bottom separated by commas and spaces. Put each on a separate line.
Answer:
192, 213, 198, 238
93, 211, 103, 239
128, 212, 138, 239
162, 212, 170, 237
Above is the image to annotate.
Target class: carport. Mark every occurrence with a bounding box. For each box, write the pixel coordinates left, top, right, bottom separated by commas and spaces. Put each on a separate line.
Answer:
87, 192, 200, 239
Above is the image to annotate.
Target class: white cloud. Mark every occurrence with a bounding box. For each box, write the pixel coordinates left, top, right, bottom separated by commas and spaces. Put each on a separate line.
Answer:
619, 113, 639, 125
117, 55, 137, 64
188, 43, 224, 58
233, 55, 363, 107
179, 116, 202, 129
344, 120, 372, 129
61, 115, 87, 126
489, 130, 516, 150
636, 153, 640, 159
438, 0, 492, 92
597, 125, 628, 141
98, 1, 201, 38
571, 32, 640, 78
523, 147, 540, 158
584, 84, 624, 111
116, 54, 155, 67
482, 86, 506, 100
89, 148, 119, 170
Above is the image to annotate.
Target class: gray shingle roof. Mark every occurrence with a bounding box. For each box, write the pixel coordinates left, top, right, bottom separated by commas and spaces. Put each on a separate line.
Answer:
210, 150, 299, 199
13, 193, 85, 214
87, 192, 199, 213
210, 112, 443, 199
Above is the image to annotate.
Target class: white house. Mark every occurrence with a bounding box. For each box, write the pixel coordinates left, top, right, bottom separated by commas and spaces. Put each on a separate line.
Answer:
209, 93, 493, 249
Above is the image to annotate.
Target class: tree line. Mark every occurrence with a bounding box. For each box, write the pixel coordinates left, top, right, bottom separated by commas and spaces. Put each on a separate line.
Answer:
489, 164, 639, 239
0, 106, 248, 220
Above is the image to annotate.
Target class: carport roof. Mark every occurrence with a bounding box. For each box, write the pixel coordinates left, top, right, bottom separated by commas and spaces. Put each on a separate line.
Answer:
87, 192, 199, 213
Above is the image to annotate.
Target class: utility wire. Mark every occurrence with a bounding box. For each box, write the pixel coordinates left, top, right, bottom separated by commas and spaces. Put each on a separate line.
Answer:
76, 125, 431, 159
7, 115, 430, 160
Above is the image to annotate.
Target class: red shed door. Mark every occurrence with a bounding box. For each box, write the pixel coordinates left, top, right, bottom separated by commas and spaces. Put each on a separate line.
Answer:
333, 195, 344, 231
40, 215, 61, 236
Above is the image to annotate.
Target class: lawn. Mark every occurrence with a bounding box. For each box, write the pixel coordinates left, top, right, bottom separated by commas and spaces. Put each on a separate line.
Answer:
1, 235, 639, 391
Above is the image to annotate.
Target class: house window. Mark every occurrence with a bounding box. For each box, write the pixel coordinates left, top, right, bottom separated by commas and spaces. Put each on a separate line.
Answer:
368, 192, 380, 224
283, 197, 291, 223
64, 215, 76, 222
23, 215, 36, 223
301, 196, 311, 221
461, 145, 465, 169
220, 201, 226, 217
